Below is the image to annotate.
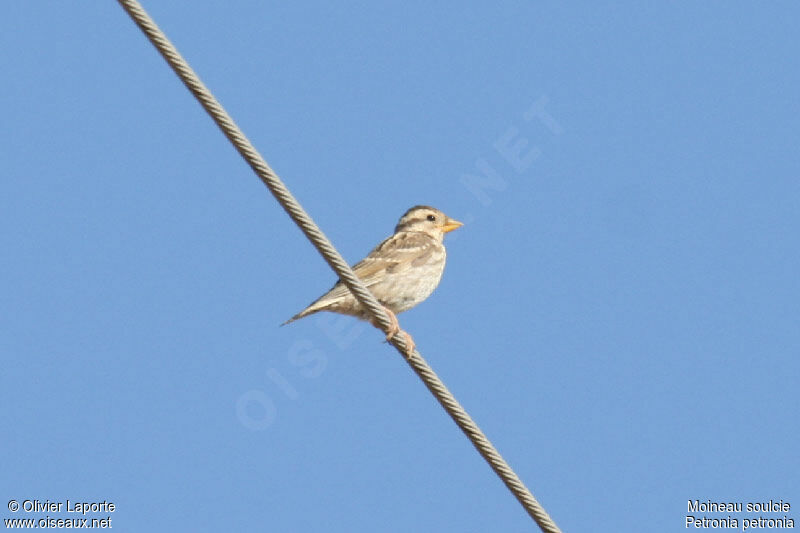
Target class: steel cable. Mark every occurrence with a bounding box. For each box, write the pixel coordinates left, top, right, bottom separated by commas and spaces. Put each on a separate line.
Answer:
116, 2, 562, 531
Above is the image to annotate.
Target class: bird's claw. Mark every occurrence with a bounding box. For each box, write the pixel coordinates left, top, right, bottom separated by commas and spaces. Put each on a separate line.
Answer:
382, 307, 415, 355
383, 306, 400, 339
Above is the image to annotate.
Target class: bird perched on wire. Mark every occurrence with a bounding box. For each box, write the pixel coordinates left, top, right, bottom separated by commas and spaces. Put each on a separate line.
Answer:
283, 205, 463, 353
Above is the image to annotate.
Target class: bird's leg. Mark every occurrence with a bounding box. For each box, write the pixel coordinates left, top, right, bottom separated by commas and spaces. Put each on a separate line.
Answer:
381, 306, 400, 340
381, 306, 416, 355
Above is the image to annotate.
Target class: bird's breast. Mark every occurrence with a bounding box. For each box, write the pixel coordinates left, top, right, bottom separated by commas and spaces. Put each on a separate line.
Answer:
380, 246, 446, 313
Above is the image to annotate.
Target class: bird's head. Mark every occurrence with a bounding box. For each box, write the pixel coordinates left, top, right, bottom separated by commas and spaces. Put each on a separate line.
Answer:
394, 205, 463, 240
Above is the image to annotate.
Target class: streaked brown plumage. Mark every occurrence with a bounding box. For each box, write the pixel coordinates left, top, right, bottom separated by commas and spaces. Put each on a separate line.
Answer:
283, 206, 462, 351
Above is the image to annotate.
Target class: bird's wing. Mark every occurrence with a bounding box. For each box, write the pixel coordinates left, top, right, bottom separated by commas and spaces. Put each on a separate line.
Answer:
353, 231, 434, 280
316, 232, 438, 300
282, 232, 440, 323
353, 231, 439, 285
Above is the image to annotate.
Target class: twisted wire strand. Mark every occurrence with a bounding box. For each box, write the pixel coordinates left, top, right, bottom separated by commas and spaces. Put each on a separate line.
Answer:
116, 2, 562, 531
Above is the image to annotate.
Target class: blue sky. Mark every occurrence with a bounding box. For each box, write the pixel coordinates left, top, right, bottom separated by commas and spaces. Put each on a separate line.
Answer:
2, 2, 798, 532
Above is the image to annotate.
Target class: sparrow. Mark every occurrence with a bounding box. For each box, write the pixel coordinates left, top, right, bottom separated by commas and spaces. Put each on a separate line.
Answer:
283, 205, 463, 353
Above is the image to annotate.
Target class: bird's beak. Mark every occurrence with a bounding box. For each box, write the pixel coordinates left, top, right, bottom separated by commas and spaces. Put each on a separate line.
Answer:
442, 218, 463, 233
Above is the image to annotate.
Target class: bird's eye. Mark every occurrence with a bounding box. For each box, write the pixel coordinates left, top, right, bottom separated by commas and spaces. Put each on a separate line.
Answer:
426, 214, 436, 222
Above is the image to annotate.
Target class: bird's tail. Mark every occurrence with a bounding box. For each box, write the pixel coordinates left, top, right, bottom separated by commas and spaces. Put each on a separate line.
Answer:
280, 298, 329, 326
280, 309, 314, 327
281, 285, 352, 326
